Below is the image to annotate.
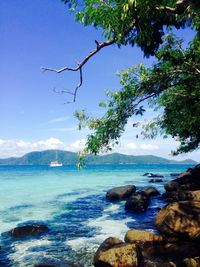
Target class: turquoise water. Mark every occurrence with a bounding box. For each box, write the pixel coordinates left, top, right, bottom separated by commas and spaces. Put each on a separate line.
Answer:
0, 164, 192, 266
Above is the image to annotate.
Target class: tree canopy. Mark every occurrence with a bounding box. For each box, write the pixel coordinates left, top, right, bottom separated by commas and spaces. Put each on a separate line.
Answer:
44, 0, 200, 160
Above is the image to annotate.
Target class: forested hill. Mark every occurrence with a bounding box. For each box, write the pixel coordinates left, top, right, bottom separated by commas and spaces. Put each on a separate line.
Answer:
0, 150, 197, 165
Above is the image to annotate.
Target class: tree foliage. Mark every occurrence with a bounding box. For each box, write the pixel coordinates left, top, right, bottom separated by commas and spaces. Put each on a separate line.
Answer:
63, 0, 200, 56
76, 34, 200, 156
58, 0, 200, 159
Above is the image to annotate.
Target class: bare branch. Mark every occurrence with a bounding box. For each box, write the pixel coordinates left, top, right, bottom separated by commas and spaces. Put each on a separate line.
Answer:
41, 39, 115, 103
41, 39, 115, 74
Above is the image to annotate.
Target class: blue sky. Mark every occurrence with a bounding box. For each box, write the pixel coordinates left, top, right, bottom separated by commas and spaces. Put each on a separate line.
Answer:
0, 0, 199, 160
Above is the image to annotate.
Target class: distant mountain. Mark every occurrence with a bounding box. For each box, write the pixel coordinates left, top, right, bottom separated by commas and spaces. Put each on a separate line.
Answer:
0, 150, 197, 165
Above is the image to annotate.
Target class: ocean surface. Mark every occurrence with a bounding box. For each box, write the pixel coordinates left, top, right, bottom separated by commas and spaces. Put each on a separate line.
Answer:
0, 164, 193, 266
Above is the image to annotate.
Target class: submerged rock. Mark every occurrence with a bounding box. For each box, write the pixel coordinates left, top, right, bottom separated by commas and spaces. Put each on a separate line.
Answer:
9, 224, 49, 238
170, 173, 181, 177
149, 178, 163, 183
106, 185, 136, 202
125, 193, 150, 213
94, 237, 138, 267
143, 173, 164, 178
155, 201, 200, 240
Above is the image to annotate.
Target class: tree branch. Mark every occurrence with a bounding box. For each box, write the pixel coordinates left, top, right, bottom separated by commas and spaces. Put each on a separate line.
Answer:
41, 39, 115, 102
41, 39, 115, 73
157, 0, 190, 14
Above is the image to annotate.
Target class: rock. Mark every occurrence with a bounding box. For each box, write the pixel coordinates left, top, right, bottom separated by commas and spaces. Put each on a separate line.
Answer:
138, 241, 200, 267
9, 224, 49, 238
125, 229, 164, 243
149, 178, 163, 183
94, 237, 138, 267
139, 187, 160, 197
162, 190, 200, 202
165, 165, 200, 192
125, 193, 150, 213
155, 201, 200, 240
106, 185, 136, 202
183, 257, 200, 267
170, 173, 181, 177
143, 173, 164, 178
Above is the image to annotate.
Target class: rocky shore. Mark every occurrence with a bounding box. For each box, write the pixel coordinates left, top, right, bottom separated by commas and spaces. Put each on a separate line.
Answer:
4, 164, 200, 266
94, 164, 200, 267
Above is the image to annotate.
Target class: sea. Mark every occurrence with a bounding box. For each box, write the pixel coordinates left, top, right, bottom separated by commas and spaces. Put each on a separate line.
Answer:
0, 164, 194, 267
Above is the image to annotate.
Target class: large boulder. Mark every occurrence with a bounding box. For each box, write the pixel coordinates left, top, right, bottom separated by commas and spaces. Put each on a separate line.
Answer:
9, 224, 49, 238
125, 229, 164, 244
165, 165, 200, 192
94, 237, 138, 267
106, 185, 136, 202
155, 201, 200, 240
139, 187, 160, 197
138, 241, 200, 267
125, 193, 150, 213
162, 190, 200, 202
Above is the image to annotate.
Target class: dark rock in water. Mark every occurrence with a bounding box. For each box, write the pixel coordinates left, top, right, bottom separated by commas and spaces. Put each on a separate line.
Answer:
139, 187, 160, 197
9, 224, 49, 238
143, 173, 164, 178
170, 173, 181, 177
162, 190, 200, 202
143, 172, 154, 176
94, 237, 138, 267
149, 178, 163, 183
34, 265, 57, 267
125, 193, 150, 213
155, 200, 200, 240
106, 185, 136, 202
165, 164, 200, 192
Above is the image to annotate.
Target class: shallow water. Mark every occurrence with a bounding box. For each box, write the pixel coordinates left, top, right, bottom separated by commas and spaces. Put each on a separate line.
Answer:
0, 164, 192, 266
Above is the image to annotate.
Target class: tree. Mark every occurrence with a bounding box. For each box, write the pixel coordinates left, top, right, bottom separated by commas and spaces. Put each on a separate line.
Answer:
42, 0, 200, 158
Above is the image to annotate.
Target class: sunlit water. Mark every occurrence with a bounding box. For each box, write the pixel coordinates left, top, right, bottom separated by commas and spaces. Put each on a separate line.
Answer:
0, 164, 192, 266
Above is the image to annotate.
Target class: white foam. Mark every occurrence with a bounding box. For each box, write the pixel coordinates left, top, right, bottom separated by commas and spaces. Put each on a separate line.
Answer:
9, 239, 51, 263
67, 215, 133, 251
103, 203, 120, 213
88, 215, 132, 237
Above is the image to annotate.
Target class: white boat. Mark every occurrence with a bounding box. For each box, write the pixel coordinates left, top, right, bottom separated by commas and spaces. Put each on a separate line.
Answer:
49, 160, 63, 167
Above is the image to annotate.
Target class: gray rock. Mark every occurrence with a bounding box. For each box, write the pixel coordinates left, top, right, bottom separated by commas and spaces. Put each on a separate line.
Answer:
139, 187, 160, 197
125, 193, 150, 213
149, 178, 163, 183
106, 185, 136, 202
9, 224, 49, 238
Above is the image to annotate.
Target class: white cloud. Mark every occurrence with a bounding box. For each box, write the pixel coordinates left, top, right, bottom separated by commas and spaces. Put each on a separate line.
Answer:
32, 138, 65, 150
140, 144, 159, 151
47, 116, 70, 124
0, 139, 5, 145
0, 138, 88, 158
67, 139, 86, 152
126, 142, 138, 150
0, 138, 66, 158
112, 139, 159, 155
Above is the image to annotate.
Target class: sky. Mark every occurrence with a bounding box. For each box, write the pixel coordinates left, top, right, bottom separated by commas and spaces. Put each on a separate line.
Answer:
0, 0, 199, 161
